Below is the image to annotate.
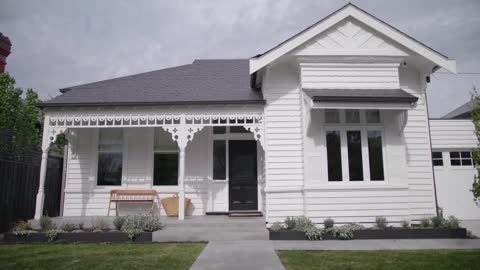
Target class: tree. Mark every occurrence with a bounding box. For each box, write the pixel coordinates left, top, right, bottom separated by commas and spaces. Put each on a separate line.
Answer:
0, 73, 41, 160
470, 86, 480, 203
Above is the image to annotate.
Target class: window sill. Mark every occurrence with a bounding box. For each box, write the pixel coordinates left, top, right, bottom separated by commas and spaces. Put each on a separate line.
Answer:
304, 183, 409, 191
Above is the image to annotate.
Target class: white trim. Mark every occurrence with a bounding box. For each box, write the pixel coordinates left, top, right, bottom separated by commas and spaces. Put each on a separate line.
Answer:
311, 101, 415, 110
249, 4, 456, 74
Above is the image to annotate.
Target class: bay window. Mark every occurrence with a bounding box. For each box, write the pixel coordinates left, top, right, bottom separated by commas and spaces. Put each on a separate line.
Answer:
97, 129, 123, 186
325, 109, 385, 182
153, 128, 178, 185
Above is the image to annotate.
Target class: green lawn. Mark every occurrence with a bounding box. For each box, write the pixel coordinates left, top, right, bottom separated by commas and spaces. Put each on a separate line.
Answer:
0, 243, 205, 270
278, 250, 480, 270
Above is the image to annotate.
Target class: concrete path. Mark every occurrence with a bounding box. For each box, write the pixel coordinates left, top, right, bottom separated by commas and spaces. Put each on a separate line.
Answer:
190, 240, 285, 270
153, 216, 268, 242
273, 239, 480, 251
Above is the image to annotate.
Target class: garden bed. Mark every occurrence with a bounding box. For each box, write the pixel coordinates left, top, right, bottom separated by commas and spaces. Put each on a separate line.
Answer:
4, 231, 152, 243
269, 228, 467, 240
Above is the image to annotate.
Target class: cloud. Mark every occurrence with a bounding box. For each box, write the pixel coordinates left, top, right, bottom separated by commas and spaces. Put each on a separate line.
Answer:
0, 0, 479, 116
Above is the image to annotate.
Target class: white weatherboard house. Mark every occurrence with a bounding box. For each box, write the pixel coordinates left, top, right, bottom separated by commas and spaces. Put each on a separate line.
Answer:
35, 4, 459, 226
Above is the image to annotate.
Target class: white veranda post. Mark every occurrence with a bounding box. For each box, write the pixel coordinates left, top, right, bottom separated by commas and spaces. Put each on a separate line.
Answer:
34, 117, 52, 219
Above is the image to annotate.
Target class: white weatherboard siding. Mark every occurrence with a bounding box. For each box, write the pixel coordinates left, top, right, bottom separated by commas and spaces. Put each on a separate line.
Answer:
430, 119, 480, 220
63, 127, 209, 216
263, 62, 305, 223
300, 63, 400, 90
430, 120, 479, 149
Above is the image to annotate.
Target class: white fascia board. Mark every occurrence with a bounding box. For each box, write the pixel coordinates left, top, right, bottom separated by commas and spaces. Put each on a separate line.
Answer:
250, 5, 456, 74
311, 101, 415, 110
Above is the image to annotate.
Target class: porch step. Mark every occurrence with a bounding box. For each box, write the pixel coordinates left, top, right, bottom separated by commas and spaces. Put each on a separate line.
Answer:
228, 211, 263, 217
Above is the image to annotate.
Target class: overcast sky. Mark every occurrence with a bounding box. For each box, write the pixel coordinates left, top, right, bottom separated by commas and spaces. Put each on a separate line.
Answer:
0, 0, 479, 117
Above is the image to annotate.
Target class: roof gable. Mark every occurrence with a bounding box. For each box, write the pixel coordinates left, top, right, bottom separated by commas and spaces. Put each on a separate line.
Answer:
250, 3, 456, 74
292, 18, 409, 57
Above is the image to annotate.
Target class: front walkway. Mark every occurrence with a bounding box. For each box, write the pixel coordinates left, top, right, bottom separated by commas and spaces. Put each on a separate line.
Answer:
191, 240, 285, 270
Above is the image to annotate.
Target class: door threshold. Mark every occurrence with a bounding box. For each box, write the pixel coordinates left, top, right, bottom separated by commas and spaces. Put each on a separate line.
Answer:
228, 211, 263, 217
205, 212, 229, 216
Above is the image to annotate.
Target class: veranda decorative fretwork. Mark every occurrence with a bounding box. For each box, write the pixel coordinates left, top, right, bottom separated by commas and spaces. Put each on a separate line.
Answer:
43, 109, 265, 150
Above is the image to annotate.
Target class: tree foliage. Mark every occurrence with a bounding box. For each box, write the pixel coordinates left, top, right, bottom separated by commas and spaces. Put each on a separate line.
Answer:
0, 73, 41, 160
470, 86, 480, 203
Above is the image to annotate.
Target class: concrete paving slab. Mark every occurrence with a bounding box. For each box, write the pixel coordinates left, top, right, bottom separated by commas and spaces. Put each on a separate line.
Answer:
273, 239, 480, 251
190, 240, 285, 270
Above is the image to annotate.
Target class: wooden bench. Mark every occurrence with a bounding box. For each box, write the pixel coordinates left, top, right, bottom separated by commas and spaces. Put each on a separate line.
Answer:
107, 189, 158, 216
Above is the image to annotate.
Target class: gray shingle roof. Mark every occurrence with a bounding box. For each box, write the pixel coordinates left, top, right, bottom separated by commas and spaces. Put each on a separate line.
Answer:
442, 99, 477, 119
304, 89, 418, 103
41, 59, 264, 107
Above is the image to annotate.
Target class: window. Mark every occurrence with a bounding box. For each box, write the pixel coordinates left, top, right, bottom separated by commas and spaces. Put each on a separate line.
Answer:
324, 109, 384, 182
347, 131, 363, 181
345, 110, 360, 123
213, 140, 226, 179
326, 131, 342, 181
368, 131, 385, 180
153, 128, 178, 185
450, 151, 472, 166
366, 110, 381, 123
325, 109, 340, 123
432, 152, 443, 166
97, 129, 123, 186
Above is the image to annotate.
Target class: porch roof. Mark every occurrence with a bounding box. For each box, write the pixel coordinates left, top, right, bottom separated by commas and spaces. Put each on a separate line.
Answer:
305, 88, 418, 110
304, 88, 418, 103
40, 59, 265, 108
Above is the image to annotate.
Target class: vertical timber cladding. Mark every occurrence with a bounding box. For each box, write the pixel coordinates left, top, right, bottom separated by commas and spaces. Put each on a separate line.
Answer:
264, 62, 305, 223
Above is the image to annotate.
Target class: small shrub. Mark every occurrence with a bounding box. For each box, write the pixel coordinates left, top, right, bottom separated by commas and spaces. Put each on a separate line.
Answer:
420, 217, 432, 228
305, 227, 323, 240
78, 222, 85, 230
46, 229, 64, 243
12, 220, 34, 236
333, 225, 354, 240
61, 223, 77, 232
121, 214, 163, 240
269, 222, 284, 231
142, 214, 163, 232
284, 217, 296, 230
113, 216, 126, 230
323, 218, 334, 229
39, 215, 54, 231
431, 215, 445, 228
375, 216, 388, 229
91, 217, 107, 231
12, 220, 32, 231
401, 219, 410, 229
293, 216, 315, 232
445, 215, 460, 229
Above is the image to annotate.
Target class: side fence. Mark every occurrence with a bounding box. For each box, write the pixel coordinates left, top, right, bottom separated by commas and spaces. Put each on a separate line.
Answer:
0, 157, 63, 232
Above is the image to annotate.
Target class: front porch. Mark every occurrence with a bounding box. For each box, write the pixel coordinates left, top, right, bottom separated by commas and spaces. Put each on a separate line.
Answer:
35, 106, 266, 221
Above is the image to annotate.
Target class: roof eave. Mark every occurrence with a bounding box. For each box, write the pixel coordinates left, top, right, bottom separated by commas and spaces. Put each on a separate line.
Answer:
39, 99, 267, 108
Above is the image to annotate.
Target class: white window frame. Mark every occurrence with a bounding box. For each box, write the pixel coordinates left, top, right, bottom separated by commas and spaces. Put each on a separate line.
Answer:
209, 127, 254, 182
324, 109, 386, 182
95, 128, 125, 187
152, 128, 179, 186
432, 151, 444, 167
449, 151, 473, 168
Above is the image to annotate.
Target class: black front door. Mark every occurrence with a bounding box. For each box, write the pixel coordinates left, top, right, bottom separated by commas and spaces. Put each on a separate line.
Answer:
229, 140, 258, 211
